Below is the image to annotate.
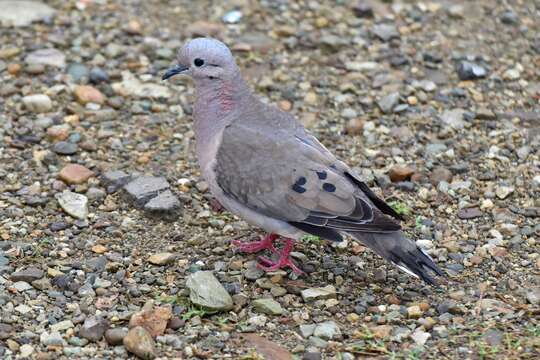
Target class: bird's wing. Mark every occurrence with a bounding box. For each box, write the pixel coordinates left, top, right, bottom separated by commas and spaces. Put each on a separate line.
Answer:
214, 120, 400, 242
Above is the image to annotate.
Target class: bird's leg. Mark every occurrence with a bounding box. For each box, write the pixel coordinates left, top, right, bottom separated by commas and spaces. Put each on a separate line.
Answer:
257, 238, 305, 275
232, 233, 279, 253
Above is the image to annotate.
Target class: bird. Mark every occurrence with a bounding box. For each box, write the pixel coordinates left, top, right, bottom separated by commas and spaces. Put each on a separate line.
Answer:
162, 37, 444, 285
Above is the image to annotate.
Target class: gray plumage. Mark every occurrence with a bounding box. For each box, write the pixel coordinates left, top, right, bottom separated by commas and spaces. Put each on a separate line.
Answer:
165, 38, 444, 285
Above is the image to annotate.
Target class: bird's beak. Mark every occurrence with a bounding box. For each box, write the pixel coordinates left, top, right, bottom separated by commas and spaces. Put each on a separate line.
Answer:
162, 64, 189, 80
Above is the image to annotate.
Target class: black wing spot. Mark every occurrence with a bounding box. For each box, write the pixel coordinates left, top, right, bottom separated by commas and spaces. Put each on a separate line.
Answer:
316, 170, 327, 180
292, 183, 306, 193
295, 176, 307, 185
322, 183, 336, 192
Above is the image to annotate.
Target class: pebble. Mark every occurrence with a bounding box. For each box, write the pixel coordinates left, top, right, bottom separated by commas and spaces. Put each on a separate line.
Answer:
112, 71, 170, 99
101, 170, 131, 193
148, 252, 177, 265
124, 176, 170, 206
441, 108, 466, 129
457, 61, 487, 80
410, 328, 430, 346
11, 267, 44, 282
345, 118, 364, 135
299, 324, 316, 338
57, 190, 88, 219
372, 24, 399, 42
123, 326, 156, 360
19, 343, 34, 357
185, 271, 233, 311
79, 316, 109, 342
0, 1, 56, 27
52, 141, 78, 155
377, 92, 400, 114
222, 10, 242, 24
89, 67, 109, 84
143, 190, 181, 212
105, 328, 128, 346
388, 165, 414, 182
22, 94, 52, 113
67, 63, 89, 82
430, 166, 453, 185
252, 298, 284, 315
58, 164, 94, 185
40, 331, 66, 347
313, 321, 341, 340
496, 185, 514, 199
50, 320, 74, 333
25, 48, 66, 68
301, 285, 336, 302
526, 288, 540, 305
129, 305, 172, 338
74, 85, 105, 105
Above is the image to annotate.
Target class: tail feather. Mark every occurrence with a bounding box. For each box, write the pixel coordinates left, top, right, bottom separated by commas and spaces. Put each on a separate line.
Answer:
349, 231, 444, 286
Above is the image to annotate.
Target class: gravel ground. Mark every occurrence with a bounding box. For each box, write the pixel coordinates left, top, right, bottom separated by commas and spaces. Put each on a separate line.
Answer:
0, 0, 539, 359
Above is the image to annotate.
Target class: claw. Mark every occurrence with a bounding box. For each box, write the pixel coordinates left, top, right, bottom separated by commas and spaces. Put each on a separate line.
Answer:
233, 233, 279, 253
256, 239, 305, 275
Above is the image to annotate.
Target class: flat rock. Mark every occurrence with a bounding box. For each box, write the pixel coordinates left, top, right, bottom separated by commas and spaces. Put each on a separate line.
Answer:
59, 164, 94, 185
40, 331, 66, 347
252, 298, 284, 315
241, 333, 292, 360
185, 271, 233, 312
113, 71, 171, 99
388, 165, 415, 182
148, 253, 177, 265
123, 326, 156, 360
57, 190, 88, 219
52, 141, 78, 155
372, 23, 399, 41
105, 328, 128, 346
457, 61, 487, 80
441, 108, 466, 129
22, 94, 52, 113
301, 285, 336, 302
143, 190, 181, 212
0, 1, 56, 27
377, 92, 400, 114
129, 305, 172, 338
11, 267, 44, 282
50, 320, 74, 333
313, 321, 341, 340
458, 207, 482, 219
101, 170, 131, 193
526, 287, 540, 305
25, 48, 65, 68
74, 85, 105, 105
124, 176, 170, 206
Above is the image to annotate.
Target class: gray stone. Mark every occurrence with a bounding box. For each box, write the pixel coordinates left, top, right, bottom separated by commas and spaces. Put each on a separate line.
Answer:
105, 328, 128, 346
500, 11, 519, 25
50, 320, 74, 333
123, 326, 156, 360
40, 331, 67, 347
244, 262, 265, 280
124, 176, 170, 205
22, 94, 52, 113
526, 287, 540, 305
144, 190, 181, 212
308, 336, 328, 348
372, 23, 399, 41
53, 141, 78, 155
457, 61, 487, 80
12, 281, 32, 292
11, 267, 44, 282
377, 92, 400, 114
79, 316, 109, 342
313, 321, 341, 340
252, 298, 284, 315
483, 329, 503, 346
301, 285, 336, 302
0, 1, 55, 27
185, 271, 233, 312
25, 48, 66, 68
222, 10, 242, 24
89, 67, 109, 84
441, 108, 466, 129
299, 324, 316, 338
57, 191, 88, 220
102, 170, 131, 193
67, 63, 89, 82
15, 304, 32, 314
112, 71, 171, 99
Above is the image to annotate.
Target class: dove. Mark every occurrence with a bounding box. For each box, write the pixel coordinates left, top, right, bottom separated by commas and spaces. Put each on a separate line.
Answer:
163, 38, 444, 285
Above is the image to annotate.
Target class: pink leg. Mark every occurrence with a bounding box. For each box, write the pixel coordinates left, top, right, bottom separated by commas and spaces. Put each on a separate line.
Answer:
232, 233, 279, 253
257, 238, 305, 275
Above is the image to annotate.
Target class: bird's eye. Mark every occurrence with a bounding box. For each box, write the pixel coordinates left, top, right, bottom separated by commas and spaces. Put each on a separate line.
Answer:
194, 58, 204, 67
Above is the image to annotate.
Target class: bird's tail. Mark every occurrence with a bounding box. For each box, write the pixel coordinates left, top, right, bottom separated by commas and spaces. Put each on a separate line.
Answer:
348, 231, 444, 286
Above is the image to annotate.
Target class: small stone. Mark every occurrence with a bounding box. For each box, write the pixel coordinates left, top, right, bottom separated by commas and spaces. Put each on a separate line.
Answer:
244, 265, 265, 280
40, 331, 66, 347
123, 326, 156, 360
185, 271, 233, 311
50, 320, 74, 333
144, 190, 181, 212
410, 328, 430, 346
252, 298, 284, 315
112, 71, 171, 99
15, 304, 32, 314
457, 207, 482, 220
79, 316, 109, 342
129, 305, 172, 338
483, 329, 504, 346
313, 321, 341, 340
52, 141, 78, 155
0, 1, 55, 27
19, 344, 34, 357
457, 61, 487, 80
23, 94, 52, 113
372, 24, 399, 42
89, 67, 109, 84
222, 10, 242, 24
371, 325, 393, 339
345, 118, 364, 135
67, 63, 89, 82
503, 68, 520, 80
526, 287, 540, 305
59, 164, 94, 185
148, 253, 177, 265
74, 85, 105, 105
475, 107, 496, 120
57, 190, 88, 220
124, 176, 170, 206
185, 21, 224, 38
495, 185, 514, 199
352, 3, 373, 18
105, 328, 128, 346
11, 267, 44, 282
299, 324, 316, 338
377, 92, 400, 114
441, 108, 466, 129
11, 281, 32, 292
407, 305, 423, 319
102, 170, 131, 192
500, 10, 519, 25
301, 285, 337, 302
25, 48, 65, 68
430, 166, 453, 185
388, 165, 415, 182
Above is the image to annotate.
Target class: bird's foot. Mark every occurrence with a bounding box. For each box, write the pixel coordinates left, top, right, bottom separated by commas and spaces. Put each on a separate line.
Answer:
232, 233, 279, 253
257, 238, 305, 275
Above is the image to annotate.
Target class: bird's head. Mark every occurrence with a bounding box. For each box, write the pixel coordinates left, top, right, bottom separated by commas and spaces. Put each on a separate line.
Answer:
162, 37, 238, 83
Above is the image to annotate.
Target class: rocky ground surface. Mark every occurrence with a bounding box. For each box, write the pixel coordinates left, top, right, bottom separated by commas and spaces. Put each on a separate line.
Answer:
0, 0, 539, 359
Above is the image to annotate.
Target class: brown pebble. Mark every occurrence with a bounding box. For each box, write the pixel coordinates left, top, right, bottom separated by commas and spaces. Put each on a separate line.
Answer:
74, 85, 105, 105
388, 165, 415, 182
345, 118, 365, 135
59, 164, 95, 185
7, 63, 21, 75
